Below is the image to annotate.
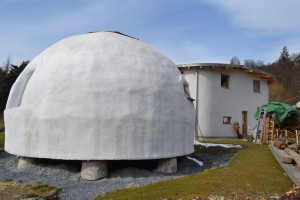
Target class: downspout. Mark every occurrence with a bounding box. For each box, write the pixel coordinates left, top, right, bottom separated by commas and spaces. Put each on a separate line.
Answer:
195, 69, 199, 140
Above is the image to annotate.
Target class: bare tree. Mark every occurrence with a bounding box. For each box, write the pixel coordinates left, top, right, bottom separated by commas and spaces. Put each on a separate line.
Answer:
244, 59, 264, 68
244, 59, 255, 67
230, 56, 240, 65
255, 60, 264, 67
269, 81, 285, 102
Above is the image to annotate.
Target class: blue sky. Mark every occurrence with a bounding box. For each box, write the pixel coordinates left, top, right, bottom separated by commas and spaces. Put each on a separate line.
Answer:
1, 0, 300, 65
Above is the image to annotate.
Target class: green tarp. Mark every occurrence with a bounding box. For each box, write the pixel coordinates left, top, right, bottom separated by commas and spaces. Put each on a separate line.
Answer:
254, 101, 300, 124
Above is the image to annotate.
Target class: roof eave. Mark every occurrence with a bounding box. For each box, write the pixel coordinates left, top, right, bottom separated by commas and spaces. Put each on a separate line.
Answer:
177, 63, 275, 83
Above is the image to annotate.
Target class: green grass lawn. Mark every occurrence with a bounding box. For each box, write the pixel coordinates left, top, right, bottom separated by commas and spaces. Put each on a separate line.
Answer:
94, 140, 293, 200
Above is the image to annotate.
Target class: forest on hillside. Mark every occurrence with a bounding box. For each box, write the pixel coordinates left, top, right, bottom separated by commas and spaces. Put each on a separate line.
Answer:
231, 46, 300, 105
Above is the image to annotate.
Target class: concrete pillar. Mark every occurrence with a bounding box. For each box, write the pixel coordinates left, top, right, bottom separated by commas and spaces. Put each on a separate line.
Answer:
17, 157, 35, 170
81, 160, 108, 181
154, 157, 177, 174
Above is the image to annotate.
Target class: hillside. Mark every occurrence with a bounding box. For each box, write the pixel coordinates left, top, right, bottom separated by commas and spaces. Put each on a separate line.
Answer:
261, 60, 300, 105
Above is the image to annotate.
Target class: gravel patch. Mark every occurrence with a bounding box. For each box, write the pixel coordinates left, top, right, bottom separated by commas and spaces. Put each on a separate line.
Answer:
0, 145, 236, 200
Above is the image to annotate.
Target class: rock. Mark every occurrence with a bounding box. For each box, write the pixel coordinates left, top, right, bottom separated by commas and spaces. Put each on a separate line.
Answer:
154, 157, 177, 174
42, 187, 61, 200
17, 157, 36, 170
127, 183, 140, 188
81, 160, 108, 180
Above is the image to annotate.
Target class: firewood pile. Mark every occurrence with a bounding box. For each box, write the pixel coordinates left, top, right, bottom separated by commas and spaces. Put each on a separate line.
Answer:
273, 138, 300, 167
279, 112, 300, 132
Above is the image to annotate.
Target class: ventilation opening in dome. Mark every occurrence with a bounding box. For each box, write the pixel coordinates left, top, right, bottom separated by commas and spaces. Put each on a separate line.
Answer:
87, 31, 139, 40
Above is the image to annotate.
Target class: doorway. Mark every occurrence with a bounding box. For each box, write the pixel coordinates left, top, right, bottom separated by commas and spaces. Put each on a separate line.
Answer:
242, 111, 248, 136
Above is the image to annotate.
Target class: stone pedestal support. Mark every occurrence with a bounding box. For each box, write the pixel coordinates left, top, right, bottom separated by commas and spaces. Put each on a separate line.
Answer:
17, 157, 35, 170
155, 157, 177, 174
81, 160, 108, 180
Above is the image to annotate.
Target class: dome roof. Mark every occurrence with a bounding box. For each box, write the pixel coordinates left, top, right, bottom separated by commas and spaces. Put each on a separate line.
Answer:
4, 32, 195, 160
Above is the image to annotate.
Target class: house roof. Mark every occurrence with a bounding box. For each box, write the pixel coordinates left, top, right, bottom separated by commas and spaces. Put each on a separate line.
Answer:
177, 63, 275, 83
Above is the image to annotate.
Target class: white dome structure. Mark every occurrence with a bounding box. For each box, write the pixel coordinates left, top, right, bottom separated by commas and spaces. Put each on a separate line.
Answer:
4, 32, 195, 162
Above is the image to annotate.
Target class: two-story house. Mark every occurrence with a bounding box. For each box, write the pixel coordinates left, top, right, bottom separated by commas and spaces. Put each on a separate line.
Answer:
178, 63, 275, 138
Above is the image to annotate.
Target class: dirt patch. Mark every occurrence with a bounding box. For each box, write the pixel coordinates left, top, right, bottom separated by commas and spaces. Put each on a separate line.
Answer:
0, 180, 60, 200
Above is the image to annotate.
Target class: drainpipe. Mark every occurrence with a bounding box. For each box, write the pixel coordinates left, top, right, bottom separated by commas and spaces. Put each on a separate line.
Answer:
195, 70, 199, 140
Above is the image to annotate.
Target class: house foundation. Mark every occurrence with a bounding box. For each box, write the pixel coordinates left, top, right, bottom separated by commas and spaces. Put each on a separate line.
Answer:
155, 157, 177, 174
81, 160, 108, 180
17, 157, 36, 170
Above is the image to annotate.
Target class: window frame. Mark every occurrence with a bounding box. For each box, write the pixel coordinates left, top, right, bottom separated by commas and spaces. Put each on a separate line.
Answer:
221, 74, 230, 89
223, 116, 232, 124
253, 80, 260, 93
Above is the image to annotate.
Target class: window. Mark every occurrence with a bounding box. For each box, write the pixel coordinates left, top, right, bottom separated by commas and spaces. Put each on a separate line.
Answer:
223, 116, 231, 124
221, 74, 229, 88
253, 80, 260, 93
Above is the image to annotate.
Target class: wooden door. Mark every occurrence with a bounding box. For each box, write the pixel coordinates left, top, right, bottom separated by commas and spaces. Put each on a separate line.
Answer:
242, 111, 248, 136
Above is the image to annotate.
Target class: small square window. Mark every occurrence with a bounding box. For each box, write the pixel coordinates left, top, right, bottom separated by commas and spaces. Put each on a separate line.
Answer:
253, 80, 260, 93
221, 74, 229, 88
223, 116, 231, 124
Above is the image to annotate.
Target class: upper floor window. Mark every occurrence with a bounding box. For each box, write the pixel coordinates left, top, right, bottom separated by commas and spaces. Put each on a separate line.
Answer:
221, 74, 229, 88
253, 80, 260, 93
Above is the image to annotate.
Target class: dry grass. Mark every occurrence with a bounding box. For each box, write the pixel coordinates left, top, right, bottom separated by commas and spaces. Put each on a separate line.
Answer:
0, 133, 4, 149
0, 181, 59, 200
94, 140, 293, 200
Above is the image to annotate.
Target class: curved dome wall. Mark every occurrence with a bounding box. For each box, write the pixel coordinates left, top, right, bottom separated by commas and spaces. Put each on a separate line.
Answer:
4, 32, 195, 160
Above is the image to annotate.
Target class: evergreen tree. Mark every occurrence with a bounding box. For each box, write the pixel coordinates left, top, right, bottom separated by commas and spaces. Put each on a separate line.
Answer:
278, 46, 290, 62
0, 60, 29, 115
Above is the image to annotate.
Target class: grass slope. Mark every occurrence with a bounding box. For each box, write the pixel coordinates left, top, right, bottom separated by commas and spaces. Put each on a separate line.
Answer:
95, 140, 293, 200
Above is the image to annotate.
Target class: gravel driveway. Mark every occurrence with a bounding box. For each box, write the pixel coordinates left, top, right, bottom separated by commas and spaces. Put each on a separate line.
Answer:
0, 145, 236, 200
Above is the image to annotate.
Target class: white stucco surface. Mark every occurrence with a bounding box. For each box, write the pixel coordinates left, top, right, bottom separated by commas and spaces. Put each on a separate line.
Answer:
183, 68, 269, 138
4, 32, 195, 160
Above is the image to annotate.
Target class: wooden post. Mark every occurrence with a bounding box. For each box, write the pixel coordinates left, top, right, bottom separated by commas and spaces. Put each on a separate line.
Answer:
262, 117, 269, 144
296, 130, 299, 145
269, 119, 275, 142
276, 129, 279, 138
285, 129, 288, 144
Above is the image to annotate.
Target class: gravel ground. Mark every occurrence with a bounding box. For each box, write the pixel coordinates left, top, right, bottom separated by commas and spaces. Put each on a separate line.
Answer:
0, 145, 236, 200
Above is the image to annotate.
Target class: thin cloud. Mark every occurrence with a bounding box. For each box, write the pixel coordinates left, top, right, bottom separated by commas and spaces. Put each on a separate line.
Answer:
205, 0, 300, 33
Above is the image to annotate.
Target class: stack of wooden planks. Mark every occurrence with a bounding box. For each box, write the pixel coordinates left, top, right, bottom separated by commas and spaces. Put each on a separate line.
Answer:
273, 138, 300, 166
270, 138, 300, 186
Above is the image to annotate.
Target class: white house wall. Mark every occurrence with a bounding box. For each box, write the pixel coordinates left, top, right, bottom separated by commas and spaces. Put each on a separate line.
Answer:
183, 68, 269, 138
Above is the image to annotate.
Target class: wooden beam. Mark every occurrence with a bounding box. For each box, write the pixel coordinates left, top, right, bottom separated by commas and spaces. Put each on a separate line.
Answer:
247, 71, 264, 75
285, 148, 300, 168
